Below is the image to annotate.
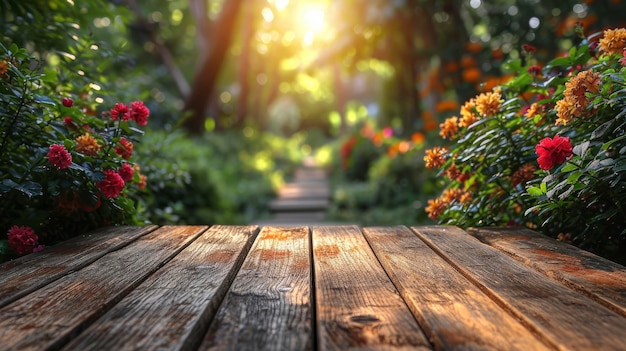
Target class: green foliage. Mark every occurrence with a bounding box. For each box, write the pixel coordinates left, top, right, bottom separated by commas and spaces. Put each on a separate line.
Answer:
0, 42, 147, 260
427, 28, 626, 263
134, 129, 303, 225
525, 44, 626, 261
329, 125, 436, 225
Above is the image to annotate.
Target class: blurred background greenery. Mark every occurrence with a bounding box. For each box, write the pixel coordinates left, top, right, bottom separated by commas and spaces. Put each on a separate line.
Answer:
2, 0, 626, 229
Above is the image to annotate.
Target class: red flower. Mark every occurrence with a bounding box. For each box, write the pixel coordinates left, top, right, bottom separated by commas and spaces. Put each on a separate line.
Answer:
47, 144, 72, 169
110, 103, 130, 121
96, 170, 125, 198
522, 44, 536, 54
61, 97, 73, 107
114, 137, 133, 159
535, 135, 573, 170
340, 136, 357, 169
130, 101, 150, 126
118, 163, 134, 182
7, 225, 41, 255
528, 65, 542, 76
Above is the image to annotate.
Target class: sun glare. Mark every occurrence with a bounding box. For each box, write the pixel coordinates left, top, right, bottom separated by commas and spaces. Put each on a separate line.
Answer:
301, 7, 326, 33
274, 0, 289, 12
299, 5, 326, 45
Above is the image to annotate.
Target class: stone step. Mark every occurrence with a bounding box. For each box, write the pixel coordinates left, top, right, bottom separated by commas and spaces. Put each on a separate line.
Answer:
269, 198, 330, 213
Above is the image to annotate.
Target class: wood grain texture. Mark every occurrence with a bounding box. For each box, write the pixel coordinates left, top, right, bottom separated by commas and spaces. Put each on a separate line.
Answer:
0, 225, 206, 351
0, 225, 157, 309
313, 225, 431, 350
412, 225, 626, 351
363, 226, 551, 351
61, 225, 259, 351
199, 226, 312, 351
468, 226, 626, 317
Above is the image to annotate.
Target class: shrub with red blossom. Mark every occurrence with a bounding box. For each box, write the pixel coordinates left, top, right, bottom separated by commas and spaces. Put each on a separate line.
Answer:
97, 170, 126, 198
47, 144, 73, 170
425, 27, 626, 264
535, 135, 573, 170
118, 163, 134, 182
0, 42, 151, 260
7, 226, 42, 255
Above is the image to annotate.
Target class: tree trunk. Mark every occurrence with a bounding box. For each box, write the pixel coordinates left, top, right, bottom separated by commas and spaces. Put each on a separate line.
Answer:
125, 0, 190, 98
182, 0, 244, 134
237, 4, 253, 127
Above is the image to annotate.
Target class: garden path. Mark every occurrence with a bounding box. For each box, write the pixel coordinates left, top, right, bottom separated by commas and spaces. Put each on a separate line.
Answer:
252, 158, 336, 226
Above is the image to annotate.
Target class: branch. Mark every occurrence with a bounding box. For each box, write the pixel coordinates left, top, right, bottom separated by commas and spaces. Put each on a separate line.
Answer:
125, 0, 190, 98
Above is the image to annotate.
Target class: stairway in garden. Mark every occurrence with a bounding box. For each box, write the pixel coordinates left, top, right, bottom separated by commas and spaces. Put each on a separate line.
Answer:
253, 159, 333, 226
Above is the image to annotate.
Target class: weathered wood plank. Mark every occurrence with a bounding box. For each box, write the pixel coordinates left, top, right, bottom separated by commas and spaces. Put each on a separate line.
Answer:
199, 226, 312, 351
363, 226, 551, 351
412, 225, 626, 351
313, 225, 431, 350
0, 225, 206, 351
62, 225, 258, 351
0, 225, 158, 309
468, 226, 626, 318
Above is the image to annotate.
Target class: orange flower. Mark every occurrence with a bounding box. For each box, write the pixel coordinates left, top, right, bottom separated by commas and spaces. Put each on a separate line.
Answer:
441, 188, 462, 203
387, 144, 399, 158
75, 133, 101, 156
459, 98, 478, 127
115, 137, 133, 159
398, 141, 410, 154
459, 191, 472, 204
424, 147, 448, 169
0, 59, 7, 76
460, 56, 476, 68
555, 99, 576, 126
411, 132, 425, 144
462, 67, 481, 83
525, 103, 540, 119
555, 70, 600, 125
465, 42, 483, 53
599, 28, 626, 55
138, 174, 148, 190
439, 116, 459, 140
436, 100, 459, 112
441, 187, 473, 205
423, 116, 438, 132
425, 197, 447, 220
511, 163, 537, 187
445, 163, 470, 183
475, 87, 503, 117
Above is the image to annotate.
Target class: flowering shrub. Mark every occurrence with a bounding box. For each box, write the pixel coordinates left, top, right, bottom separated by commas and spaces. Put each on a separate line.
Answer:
0, 42, 149, 260
424, 27, 626, 263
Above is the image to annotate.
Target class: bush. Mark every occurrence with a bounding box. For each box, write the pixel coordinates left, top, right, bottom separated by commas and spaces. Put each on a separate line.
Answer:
134, 128, 304, 225
425, 27, 626, 263
0, 43, 149, 260
329, 124, 436, 225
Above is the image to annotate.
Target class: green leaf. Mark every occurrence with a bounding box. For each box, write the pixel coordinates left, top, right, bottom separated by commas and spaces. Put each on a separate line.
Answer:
527, 186, 545, 197
591, 119, 616, 140
561, 163, 578, 172
33, 94, 56, 106
612, 160, 626, 172
573, 141, 590, 157
0, 179, 20, 193
602, 134, 626, 151
0, 240, 11, 261
567, 172, 582, 184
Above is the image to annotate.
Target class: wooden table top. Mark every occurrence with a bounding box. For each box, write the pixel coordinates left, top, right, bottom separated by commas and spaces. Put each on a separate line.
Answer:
1, 225, 625, 350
